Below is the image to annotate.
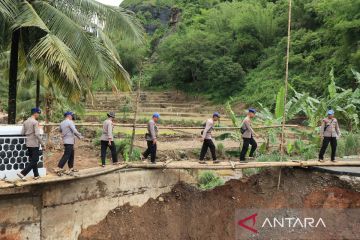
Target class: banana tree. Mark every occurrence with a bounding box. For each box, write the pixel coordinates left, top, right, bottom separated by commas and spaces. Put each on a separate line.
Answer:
301, 68, 360, 131
257, 85, 309, 151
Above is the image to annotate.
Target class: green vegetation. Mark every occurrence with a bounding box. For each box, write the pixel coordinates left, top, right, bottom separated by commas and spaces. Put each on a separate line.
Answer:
198, 171, 224, 190
121, 0, 360, 108
115, 138, 142, 162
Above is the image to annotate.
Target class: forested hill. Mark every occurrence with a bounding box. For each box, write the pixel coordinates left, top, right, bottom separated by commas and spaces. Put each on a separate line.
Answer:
120, 0, 360, 106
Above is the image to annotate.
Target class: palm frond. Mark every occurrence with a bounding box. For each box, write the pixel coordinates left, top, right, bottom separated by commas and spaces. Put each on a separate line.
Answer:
13, 1, 48, 32
53, 0, 144, 43
0, 0, 17, 19
33, 1, 131, 91
29, 34, 80, 91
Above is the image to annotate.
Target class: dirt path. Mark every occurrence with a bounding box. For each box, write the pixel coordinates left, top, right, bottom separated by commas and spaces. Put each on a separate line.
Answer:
44, 141, 100, 174
79, 168, 360, 240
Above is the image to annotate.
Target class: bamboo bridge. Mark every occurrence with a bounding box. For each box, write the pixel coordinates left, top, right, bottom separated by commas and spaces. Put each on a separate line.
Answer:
1, 158, 359, 189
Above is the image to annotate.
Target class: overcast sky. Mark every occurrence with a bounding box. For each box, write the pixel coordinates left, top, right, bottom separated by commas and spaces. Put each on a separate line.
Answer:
95, 0, 123, 6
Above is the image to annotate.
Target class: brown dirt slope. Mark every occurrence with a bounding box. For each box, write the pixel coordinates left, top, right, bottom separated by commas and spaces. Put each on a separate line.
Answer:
79, 168, 360, 240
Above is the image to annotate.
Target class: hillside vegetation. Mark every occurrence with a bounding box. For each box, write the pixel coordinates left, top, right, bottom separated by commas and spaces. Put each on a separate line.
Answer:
120, 0, 360, 106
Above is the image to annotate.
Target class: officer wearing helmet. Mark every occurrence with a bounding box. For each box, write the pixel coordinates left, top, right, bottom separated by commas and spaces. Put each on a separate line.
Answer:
100, 112, 118, 167
199, 112, 220, 164
240, 108, 258, 162
55, 111, 83, 175
319, 109, 341, 162
142, 113, 160, 164
17, 107, 44, 181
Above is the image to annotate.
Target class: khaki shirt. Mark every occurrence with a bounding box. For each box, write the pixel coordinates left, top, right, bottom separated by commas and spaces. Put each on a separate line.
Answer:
100, 119, 114, 141
146, 120, 158, 141
21, 117, 43, 147
320, 118, 340, 138
241, 116, 256, 139
202, 118, 214, 139
60, 119, 82, 145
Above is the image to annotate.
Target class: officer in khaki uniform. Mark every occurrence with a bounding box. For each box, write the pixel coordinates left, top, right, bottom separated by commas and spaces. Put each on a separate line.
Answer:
142, 113, 160, 164
17, 107, 44, 181
55, 112, 83, 175
100, 112, 118, 167
199, 112, 220, 164
319, 109, 341, 162
240, 108, 258, 162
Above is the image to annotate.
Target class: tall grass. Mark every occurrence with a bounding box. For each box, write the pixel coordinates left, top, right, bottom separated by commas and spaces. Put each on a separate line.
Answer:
198, 171, 224, 190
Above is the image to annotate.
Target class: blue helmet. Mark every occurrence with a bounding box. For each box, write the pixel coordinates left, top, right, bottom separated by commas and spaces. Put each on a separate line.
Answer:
64, 111, 74, 117
249, 108, 257, 114
213, 112, 220, 118
327, 109, 335, 115
31, 107, 41, 114
152, 112, 160, 118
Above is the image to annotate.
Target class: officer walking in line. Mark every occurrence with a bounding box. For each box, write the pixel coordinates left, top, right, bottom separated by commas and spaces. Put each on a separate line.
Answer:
199, 112, 220, 164
55, 112, 83, 175
319, 109, 341, 162
240, 108, 258, 162
142, 113, 160, 164
100, 112, 119, 167
17, 107, 44, 181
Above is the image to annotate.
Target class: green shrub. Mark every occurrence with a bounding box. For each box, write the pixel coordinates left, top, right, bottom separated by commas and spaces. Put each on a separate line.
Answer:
242, 168, 262, 177
198, 171, 224, 190
344, 133, 360, 156
336, 138, 345, 158
216, 143, 225, 158
93, 138, 101, 146
115, 138, 142, 162
256, 153, 284, 162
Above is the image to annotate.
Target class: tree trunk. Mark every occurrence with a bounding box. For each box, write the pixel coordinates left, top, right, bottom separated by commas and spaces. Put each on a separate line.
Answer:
44, 91, 54, 149
8, 29, 20, 124
129, 71, 142, 157
36, 74, 40, 108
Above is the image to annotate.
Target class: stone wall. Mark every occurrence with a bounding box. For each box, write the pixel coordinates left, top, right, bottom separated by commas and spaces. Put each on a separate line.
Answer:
0, 168, 196, 240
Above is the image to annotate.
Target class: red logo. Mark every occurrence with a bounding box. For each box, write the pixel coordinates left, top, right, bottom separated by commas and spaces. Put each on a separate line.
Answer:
238, 213, 258, 233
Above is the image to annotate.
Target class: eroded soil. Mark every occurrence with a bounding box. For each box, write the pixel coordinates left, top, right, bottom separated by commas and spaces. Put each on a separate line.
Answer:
79, 168, 360, 240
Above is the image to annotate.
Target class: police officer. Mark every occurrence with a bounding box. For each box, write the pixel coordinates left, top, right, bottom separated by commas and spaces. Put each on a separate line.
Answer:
17, 107, 44, 181
240, 108, 258, 162
142, 113, 159, 164
199, 112, 220, 164
319, 110, 341, 162
55, 112, 83, 175
100, 112, 118, 167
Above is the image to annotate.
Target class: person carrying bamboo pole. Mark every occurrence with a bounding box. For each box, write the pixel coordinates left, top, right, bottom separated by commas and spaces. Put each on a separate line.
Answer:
54, 112, 83, 175
319, 109, 341, 162
142, 113, 160, 164
199, 112, 220, 164
100, 112, 119, 167
17, 107, 44, 181
239, 108, 258, 162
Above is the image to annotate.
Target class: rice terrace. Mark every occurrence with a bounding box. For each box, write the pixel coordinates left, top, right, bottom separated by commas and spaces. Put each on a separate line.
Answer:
0, 0, 360, 240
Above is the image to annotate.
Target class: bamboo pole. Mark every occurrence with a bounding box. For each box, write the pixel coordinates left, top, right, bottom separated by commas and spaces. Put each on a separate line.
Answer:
129, 68, 142, 155
42, 123, 299, 130
278, 0, 292, 190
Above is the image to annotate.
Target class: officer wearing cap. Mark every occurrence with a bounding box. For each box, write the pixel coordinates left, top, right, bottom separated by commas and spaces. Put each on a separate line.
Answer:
55, 111, 83, 175
319, 109, 341, 162
100, 112, 118, 167
240, 108, 258, 162
142, 113, 160, 164
17, 107, 44, 181
199, 112, 220, 164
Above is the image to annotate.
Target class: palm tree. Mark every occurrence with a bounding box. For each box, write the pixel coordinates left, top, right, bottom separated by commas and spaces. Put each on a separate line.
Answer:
0, 0, 143, 123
